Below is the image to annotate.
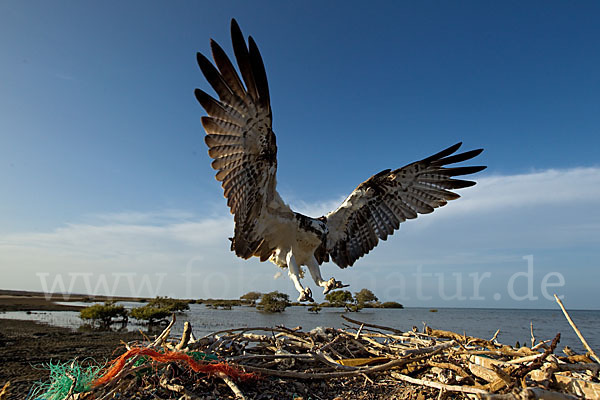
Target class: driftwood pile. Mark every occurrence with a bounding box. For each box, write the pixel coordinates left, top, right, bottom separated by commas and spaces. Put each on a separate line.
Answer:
28, 296, 600, 400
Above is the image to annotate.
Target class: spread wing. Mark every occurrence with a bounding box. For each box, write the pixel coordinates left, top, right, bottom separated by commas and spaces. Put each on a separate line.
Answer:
195, 19, 277, 259
317, 143, 485, 268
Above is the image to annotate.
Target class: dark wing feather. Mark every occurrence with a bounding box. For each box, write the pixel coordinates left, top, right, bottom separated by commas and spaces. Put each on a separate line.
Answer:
230, 19, 259, 103
248, 36, 271, 111
196, 18, 277, 259
210, 40, 246, 99
319, 143, 485, 268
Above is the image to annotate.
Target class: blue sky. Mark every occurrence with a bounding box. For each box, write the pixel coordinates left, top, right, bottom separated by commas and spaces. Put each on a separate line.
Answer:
1, 1, 599, 309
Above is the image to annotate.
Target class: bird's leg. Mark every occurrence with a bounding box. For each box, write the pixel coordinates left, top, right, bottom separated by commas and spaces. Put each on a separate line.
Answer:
306, 257, 327, 289
287, 253, 313, 302
307, 257, 348, 294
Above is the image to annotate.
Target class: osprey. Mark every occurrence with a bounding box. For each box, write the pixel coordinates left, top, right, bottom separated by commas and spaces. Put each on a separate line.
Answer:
195, 19, 486, 302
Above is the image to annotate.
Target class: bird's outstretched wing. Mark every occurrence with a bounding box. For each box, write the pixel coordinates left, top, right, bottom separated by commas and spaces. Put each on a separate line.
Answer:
195, 19, 277, 259
317, 143, 485, 268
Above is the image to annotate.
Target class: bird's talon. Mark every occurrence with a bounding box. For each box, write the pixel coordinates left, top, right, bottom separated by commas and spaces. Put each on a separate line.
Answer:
323, 278, 348, 294
297, 288, 313, 302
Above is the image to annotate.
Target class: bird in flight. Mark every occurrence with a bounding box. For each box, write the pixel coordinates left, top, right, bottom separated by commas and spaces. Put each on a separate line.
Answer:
195, 19, 486, 302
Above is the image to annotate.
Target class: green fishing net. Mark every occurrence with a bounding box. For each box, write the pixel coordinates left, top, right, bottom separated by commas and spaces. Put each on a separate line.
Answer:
27, 351, 216, 399
27, 359, 104, 400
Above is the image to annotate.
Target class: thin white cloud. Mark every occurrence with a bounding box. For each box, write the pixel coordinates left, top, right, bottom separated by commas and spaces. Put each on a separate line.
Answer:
91, 209, 197, 225
446, 167, 600, 215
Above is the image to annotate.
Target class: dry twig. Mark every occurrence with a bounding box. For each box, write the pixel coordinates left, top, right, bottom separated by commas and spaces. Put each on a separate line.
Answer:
554, 294, 600, 363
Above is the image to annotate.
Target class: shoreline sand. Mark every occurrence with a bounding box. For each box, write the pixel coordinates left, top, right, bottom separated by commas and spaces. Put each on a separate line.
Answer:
0, 318, 140, 400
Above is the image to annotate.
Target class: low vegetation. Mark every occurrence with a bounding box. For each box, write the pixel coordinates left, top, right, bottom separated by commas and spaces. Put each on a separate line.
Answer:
256, 291, 290, 313
206, 300, 243, 309
379, 301, 404, 309
146, 296, 190, 312
130, 296, 190, 325
80, 290, 401, 324
307, 303, 322, 314
354, 288, 378, 306
203, 299, 243, 308
79, 302, 128, 326
324, 290, 354, 307
317, 288, 404, 311
239, 291, 262, 306
129, 306, 172, 325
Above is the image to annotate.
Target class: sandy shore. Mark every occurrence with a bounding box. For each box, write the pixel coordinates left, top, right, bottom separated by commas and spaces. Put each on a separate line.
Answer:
0, 289, 145, 312
0, 294, 142, 399
0, 296, 83, 312
0, 318, 140, 399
